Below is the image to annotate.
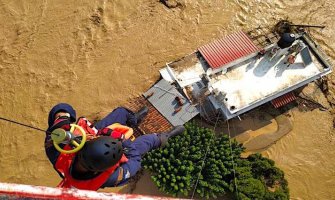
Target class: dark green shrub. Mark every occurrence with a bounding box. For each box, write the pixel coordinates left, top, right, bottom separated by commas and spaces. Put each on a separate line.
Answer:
142, 122, 289, 199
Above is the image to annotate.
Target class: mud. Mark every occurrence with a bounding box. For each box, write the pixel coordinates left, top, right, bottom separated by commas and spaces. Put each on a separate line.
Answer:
0, 0, 334, 199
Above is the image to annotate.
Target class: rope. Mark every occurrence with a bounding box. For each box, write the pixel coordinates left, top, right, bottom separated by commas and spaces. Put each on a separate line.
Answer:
227, 120, 239, 199
0, 116, 56, 135
191, 112, 221, 199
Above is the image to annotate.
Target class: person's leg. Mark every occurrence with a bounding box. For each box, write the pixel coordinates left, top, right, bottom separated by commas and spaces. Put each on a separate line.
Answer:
94, 107, 137, 129
132, 134, 161, 156
132, 126, 185, 155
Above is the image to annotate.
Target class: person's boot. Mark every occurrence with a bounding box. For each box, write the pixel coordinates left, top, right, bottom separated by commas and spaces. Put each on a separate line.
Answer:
134, 106, 149, 124
158, 125, 185, 147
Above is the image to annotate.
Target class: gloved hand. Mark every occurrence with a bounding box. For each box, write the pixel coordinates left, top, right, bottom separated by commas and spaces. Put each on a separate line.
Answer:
97, 123, 133, 141
97, 127, 125, 140
108, 123, 134, 140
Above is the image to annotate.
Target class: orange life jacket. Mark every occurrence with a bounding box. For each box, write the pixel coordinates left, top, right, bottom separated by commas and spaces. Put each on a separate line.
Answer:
54, 118, 128, 190
55, 150, 128, 190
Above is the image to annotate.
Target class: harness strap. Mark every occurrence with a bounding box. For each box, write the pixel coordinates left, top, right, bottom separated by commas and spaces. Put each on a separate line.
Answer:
48, 117, 71, 132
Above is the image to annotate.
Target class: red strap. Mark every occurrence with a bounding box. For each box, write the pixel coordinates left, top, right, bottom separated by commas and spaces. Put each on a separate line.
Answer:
97, 128, 124, 140
57, 179, 65, 187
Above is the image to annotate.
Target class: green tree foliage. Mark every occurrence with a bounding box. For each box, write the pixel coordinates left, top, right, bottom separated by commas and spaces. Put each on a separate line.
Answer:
142, 122, 289, 199
236, 178, 266, 200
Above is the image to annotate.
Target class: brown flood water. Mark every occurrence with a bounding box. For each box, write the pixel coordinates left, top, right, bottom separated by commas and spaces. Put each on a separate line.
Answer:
0, 0, 334, 199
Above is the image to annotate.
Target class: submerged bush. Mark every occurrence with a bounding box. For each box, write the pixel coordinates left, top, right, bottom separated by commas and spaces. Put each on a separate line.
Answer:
142, 122, 289, 199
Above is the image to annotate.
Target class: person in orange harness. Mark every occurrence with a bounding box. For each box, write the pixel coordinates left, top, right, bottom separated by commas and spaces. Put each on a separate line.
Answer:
45, 103, 184, 190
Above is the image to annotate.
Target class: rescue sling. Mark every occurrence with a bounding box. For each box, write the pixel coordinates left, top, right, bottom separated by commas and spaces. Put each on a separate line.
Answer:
54, 118, 128, 190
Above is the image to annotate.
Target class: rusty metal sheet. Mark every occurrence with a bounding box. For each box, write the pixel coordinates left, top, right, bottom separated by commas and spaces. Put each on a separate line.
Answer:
271, 92, 297, 108
198, 31, 259, 69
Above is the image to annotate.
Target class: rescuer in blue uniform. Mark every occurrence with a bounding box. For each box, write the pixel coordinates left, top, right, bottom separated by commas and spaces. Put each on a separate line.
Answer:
45, 103, 184, 190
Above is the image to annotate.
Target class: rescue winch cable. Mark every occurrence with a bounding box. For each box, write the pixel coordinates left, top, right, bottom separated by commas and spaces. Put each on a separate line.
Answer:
191, 111, 221, 199
191, 96, 239, 199
0, 116, 58, 136
0, 116, 87, 154
227, 120, 239, 199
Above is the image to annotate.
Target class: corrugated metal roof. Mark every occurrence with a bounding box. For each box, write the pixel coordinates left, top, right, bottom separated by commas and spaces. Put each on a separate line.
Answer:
271, 92, 297, 108
198, 31, 259, 69
143, 79, 199, 126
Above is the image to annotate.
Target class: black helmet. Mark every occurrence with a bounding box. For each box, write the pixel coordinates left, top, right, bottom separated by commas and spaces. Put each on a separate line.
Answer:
77, 136, 123, 172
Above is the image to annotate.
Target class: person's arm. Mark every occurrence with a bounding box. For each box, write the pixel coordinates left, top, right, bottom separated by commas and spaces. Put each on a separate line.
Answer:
101, 140, 141, 187
108, 124, 133, 139
97, 124, 133, 141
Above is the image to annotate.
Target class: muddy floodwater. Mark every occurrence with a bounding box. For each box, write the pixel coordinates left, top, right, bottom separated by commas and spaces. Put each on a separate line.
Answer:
0, 0, 334, 199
